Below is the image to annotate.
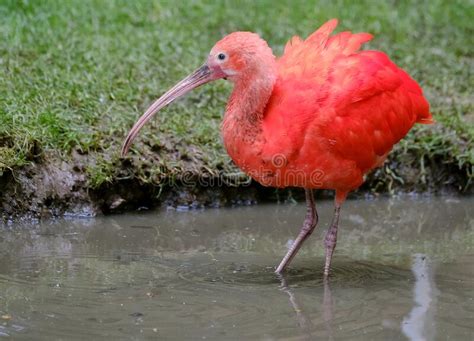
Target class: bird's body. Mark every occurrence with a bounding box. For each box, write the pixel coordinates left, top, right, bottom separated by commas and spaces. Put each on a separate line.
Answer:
221, 19, 432, 196
122, 19, 432, 275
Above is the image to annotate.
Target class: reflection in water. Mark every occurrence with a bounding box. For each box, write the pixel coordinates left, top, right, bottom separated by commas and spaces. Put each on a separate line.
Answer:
322, 278, 334, 341
278, 274, 313, 338
278, 274, 334, 340
279, 256, 440, 341
0, 197, 472, 339
402, 254, 438, 341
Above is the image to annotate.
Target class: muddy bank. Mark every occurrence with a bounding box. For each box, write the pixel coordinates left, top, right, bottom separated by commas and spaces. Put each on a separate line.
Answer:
0, 147, 471, 221
0, 158, 266, 221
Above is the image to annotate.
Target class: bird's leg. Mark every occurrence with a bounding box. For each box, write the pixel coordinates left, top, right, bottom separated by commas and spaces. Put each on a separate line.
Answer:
323, 202, 342, 276
275, 189, 318, 273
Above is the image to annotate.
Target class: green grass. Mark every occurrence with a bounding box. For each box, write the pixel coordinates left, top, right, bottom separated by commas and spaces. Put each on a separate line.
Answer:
0, 0, 472, 190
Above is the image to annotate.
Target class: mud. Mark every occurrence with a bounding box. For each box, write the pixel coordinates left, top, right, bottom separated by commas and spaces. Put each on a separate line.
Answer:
0, 151, 267, 220
0, 149, 471, 220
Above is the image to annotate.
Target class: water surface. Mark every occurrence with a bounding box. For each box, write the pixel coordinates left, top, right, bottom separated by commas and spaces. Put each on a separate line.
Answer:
1, 196, 473, 340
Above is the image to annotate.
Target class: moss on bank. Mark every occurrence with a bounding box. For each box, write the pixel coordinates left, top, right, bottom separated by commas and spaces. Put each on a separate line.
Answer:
0, 0, 472, 217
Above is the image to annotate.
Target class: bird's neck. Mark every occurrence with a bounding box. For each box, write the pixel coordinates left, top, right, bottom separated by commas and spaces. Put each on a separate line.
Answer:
222, 64, 277, 142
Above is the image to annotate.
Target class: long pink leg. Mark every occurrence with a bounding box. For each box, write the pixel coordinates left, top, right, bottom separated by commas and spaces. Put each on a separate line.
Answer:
275, 189, 318, 273
323, 191, 347, 276
323, 204, 340, 276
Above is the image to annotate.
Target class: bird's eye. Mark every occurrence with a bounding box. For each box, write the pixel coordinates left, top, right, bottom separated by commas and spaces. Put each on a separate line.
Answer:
217, 53, 226, 61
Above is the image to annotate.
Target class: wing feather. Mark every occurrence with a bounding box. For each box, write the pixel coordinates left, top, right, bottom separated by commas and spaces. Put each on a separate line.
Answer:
263, 19, 432, 179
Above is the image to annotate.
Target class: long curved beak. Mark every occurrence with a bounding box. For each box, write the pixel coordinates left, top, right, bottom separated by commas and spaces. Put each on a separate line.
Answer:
121, 64, 214, 156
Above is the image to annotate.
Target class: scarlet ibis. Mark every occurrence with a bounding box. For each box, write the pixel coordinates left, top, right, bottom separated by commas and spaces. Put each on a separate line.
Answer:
122, 19, 433, 275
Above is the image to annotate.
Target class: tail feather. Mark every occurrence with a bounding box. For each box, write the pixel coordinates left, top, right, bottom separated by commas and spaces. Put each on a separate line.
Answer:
280, 19, 373, 67
306, 18, 339, 46
418, 117, 435, 124
415, 95, 433, 124
283, 35, 303, 55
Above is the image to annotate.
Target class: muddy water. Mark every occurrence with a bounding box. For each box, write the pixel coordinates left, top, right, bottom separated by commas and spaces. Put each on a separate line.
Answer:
0, 196, 472, 340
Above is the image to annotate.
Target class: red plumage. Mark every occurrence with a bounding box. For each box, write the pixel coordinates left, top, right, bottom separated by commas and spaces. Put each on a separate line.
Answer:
223, 19, 432, 198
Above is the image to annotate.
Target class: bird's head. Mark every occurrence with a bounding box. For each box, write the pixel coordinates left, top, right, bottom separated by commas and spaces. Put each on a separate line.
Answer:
208, 32, 275, 82
121, 32, 275, 156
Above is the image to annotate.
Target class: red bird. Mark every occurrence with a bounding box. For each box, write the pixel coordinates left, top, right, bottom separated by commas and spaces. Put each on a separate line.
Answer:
122, 19, 433, 275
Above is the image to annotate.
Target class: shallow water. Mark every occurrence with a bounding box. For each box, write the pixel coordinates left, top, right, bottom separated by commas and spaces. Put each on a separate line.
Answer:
0, 196, 473, 340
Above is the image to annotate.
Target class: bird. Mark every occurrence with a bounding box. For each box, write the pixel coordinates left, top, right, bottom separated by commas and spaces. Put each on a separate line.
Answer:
121, 19, 433, 276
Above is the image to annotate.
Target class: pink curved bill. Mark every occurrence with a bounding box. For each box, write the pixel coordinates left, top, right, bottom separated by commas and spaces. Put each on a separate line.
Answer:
121, 64, 213, 157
